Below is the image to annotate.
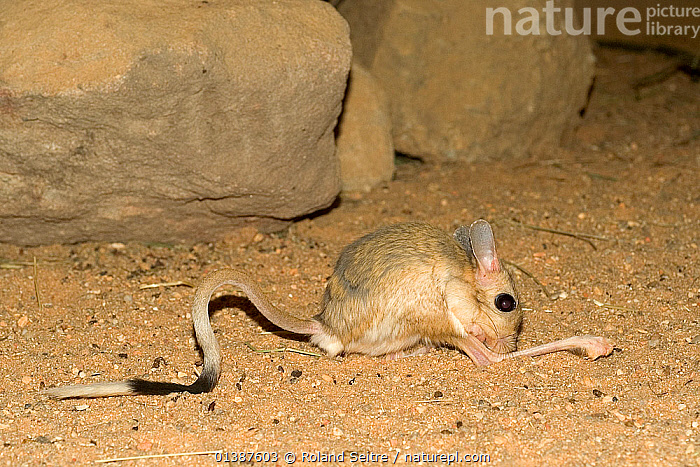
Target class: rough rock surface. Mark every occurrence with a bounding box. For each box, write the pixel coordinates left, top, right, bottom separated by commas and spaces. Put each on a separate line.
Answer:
336, 63, 394, 192
0, 0, 351, 245
338, 0, 595, 161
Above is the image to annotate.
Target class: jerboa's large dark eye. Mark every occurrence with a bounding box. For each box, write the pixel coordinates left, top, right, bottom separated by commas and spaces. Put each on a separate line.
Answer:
495, 293, 516, 312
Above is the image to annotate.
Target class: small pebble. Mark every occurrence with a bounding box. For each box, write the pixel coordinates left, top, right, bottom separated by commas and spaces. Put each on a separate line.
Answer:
137, 440, 153, 451
290, 369, 302, 378
611, 410, 627, 422
151, 357, 166, 369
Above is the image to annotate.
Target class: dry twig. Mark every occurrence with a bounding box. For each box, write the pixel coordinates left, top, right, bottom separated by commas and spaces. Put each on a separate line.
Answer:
96, 450, 221, 464
139, 280, 194, 290
592, 299, 636, 313
1, 257, 67, 269
244, 341, 322, 357
506, 218, 608, 250
33, 256, 43, 312
501, 260, 558, 301
415, 399, 455, 404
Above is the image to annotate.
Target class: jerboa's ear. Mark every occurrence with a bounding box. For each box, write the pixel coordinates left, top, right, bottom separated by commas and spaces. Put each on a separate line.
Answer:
453, 225, 470, 252
469, 219, 500, 274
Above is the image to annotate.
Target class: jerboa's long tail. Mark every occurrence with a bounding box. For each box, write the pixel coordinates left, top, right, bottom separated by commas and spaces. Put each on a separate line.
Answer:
45, 268, 320, 399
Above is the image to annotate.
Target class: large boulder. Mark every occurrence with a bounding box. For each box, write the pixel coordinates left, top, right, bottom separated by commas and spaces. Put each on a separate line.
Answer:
336, 63, 394, 193
0, 0, 351, 245
338, 0, 595, 161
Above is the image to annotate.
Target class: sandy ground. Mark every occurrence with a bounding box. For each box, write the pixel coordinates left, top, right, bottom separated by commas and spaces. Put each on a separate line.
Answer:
0, 47, 698, 466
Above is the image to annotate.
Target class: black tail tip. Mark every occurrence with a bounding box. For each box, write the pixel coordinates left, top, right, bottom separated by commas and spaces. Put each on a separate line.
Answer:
127, 371, 218, 396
